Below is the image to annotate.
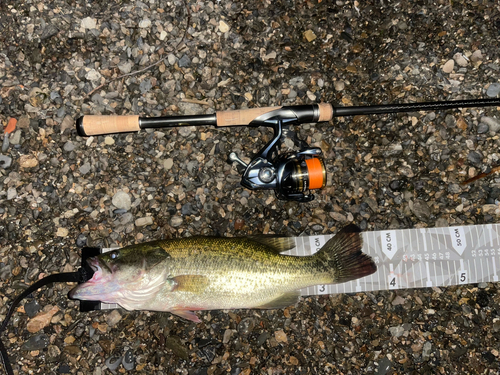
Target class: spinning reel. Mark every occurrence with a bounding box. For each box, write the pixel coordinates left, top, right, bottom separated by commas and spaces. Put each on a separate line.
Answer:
227, 106, 327, 202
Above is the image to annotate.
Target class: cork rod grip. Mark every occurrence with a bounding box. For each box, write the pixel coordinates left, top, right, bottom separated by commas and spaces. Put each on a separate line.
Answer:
216, 106, 281, 127
318, 103, 333, 122
77, 115, 141, 136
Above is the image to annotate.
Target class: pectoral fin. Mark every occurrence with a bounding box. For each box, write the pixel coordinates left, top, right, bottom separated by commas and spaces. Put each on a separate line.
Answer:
170, 309, 201, 323
255, 291, 300, 309
171, 275, 209, 293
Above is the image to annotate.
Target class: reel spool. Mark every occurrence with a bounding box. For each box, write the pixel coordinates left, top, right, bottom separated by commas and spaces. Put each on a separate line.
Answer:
275, 151, 326, 201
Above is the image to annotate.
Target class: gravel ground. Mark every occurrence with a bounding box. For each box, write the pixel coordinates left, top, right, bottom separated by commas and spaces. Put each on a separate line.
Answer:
1, 0, 500, 374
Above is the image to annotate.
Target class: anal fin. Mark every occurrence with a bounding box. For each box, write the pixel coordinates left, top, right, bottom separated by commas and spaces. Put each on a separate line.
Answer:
170, 309, 201, 323
255, 291, 300, 309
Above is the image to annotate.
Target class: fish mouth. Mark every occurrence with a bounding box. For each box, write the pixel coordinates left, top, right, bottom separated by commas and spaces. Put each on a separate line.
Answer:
68, 257, 113, 300
87, 257, 105, 279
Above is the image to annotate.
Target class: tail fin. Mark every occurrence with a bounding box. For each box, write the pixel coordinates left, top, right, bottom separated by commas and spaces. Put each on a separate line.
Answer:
317, 224, 377, 284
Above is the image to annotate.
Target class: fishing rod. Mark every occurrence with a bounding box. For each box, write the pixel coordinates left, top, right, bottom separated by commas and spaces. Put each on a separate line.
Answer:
76, 97, 500, 202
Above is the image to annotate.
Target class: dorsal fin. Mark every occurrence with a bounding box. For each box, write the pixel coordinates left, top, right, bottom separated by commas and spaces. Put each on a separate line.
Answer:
246, 236, 296, 253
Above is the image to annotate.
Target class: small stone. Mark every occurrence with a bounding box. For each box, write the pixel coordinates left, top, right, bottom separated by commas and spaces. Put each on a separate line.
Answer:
139, 18, 151, 28
178, 102, 204, 115
179, 126, 193, 137
9, 130, 21, 145
456, 117, 468, 131
167, 53, 177, 65
21, 333, 50, 351
223, 329, 233, 344
237, 318, 256, 336
79, 162, 91, 175
0, 155, 12, 169
118, 61, 133, 74
41, 24, 58, 40
481, 117, 500, 132
389, 325, 405, 337
27, 306, 59, 333
274, 330, 287, 343
159, 30, 168, 40
106, 310, 122, 327
63, 141, 75, 152
170, 216, 183, 227
377, 357, 392, 375
411, 199, 431, 221
471, 50, 483, 62
477, 123, 489, 134
17, 116, 30, 129
263, 51, 277, 61
389, 179, 405, 191
76, 233, 87, 247
104, 136, 115, 145
85, 69, 101, 81
56, 227, 69, 237
493, 321, 500, 333
19, 154, 39, 168
178, 54, 191, 68
234, 218, 245, 230
257, 332, 270, 346
60, 115, 73, 133
486, 83, 500, 98
303, 29, 317, 42
163, 158, 174, 170
25, 300, 42, 318
391, 296, 405, 306
442, 59, 454, 73
135, 217, 153, 227
47, 344, 61, 360
81, 17, 97, 30
112, 191, 131, 210
422, 341, 432, 360
139, 79, 152, 94
2, 134, 9, 152
453, 53, 468, 67
165, 336, 189, 360
58, 364, 71, 374
219, 20, 230, 33
467, 151, 482, 165
334, 80, 345, 91
7, 187, 17, 200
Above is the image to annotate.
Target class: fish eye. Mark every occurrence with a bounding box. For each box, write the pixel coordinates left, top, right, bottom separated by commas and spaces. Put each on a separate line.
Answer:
109, 251, 119, 260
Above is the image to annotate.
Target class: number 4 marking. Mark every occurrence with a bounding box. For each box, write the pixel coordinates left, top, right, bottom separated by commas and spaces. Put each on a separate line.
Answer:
388, 275, 398, 289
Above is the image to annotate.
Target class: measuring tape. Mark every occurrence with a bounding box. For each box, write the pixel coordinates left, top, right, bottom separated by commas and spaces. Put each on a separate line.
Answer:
291, 223, 500, 296
85, 224, 499, 311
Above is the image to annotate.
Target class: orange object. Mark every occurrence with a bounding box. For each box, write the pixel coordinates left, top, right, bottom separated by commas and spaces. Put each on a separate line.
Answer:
305, 158, 325, 189
4, 118, 17, 134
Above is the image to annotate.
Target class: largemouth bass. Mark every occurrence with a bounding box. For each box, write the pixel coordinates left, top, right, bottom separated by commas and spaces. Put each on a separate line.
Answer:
69, 225, 376, 322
